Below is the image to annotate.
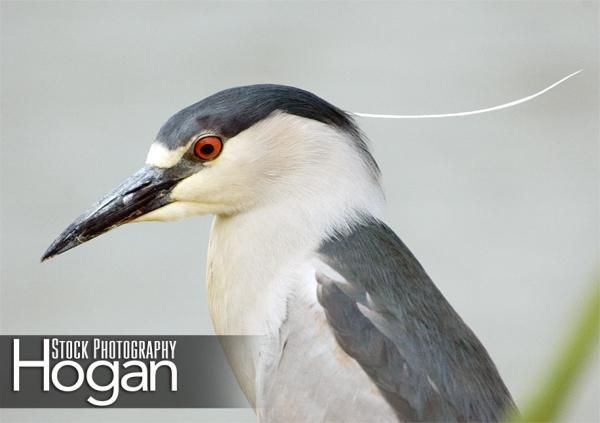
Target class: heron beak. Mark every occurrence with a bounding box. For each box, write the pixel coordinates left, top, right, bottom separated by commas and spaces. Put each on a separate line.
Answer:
42, 166, 182, 261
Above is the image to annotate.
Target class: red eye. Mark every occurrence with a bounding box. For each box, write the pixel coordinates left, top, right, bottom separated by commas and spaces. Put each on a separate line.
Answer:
193, 136, 222, 161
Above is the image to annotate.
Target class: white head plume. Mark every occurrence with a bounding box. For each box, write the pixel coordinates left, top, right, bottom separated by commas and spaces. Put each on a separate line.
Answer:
352, 70, 582, 119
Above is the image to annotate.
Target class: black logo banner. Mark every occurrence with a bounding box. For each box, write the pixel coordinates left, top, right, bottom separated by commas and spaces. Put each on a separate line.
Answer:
0, 336, 251, 408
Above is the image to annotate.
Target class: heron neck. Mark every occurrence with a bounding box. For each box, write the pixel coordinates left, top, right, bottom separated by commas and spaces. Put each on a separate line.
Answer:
206, 164, 383, 335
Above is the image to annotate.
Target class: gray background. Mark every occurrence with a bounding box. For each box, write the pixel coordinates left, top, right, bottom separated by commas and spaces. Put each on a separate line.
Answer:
1, 1, 598, 422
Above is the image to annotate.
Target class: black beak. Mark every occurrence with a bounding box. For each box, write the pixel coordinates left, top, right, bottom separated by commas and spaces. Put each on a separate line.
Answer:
42, 166, 183, 261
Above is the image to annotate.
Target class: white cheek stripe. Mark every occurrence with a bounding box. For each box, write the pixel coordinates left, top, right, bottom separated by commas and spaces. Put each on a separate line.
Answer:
145, 141, 192, 168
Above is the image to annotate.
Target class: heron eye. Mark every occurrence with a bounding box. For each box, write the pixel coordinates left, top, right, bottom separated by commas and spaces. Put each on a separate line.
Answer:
193, 136, 222, 161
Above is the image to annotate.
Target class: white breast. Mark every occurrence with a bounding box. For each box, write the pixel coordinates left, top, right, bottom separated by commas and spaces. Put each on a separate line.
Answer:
207, 212, 314, 336
207, 209, 323, 406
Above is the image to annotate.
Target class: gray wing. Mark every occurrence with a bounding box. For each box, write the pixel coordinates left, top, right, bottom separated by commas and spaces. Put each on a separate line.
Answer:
316, 217, 516, 422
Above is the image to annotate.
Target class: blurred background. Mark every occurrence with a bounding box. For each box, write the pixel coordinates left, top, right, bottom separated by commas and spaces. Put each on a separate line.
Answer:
1, 1, 597, 422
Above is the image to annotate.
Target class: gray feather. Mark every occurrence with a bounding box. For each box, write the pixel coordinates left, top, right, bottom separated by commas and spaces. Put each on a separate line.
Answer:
258, 293, 402, 422
317, 217, 516, 422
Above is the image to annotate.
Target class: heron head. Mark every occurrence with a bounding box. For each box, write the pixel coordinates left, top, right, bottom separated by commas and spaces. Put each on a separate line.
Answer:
42, 84, 380, 260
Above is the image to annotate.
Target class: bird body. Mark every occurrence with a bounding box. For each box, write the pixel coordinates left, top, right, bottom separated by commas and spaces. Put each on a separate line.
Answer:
204, 112, 388, 418
43, 84, 515, 422
207, 213, 403, 421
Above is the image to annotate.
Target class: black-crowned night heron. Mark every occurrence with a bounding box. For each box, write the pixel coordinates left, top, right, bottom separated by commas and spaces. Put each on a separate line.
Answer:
43, 85, 515, 422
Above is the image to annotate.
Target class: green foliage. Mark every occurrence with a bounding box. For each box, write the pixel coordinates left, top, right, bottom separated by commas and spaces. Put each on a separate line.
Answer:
507, 277, 599, 422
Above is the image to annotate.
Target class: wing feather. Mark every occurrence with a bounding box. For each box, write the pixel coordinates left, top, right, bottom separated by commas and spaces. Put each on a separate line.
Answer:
316, 217, 516, 422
